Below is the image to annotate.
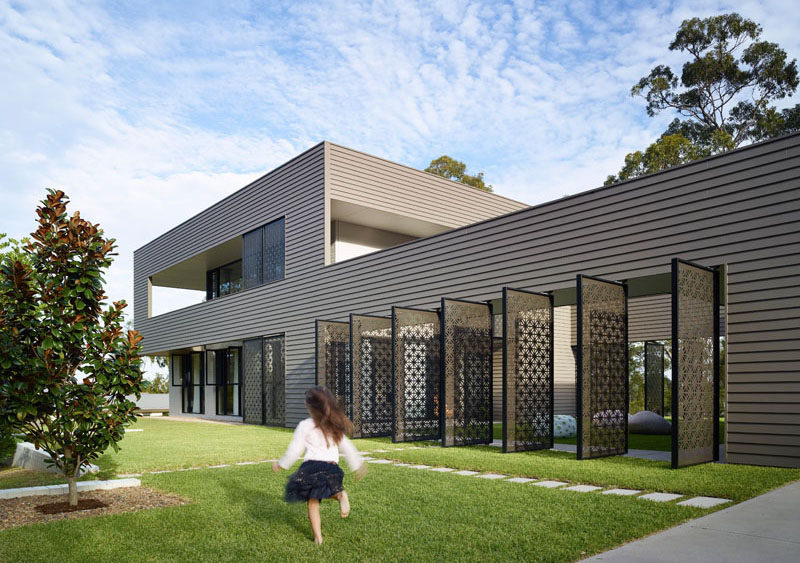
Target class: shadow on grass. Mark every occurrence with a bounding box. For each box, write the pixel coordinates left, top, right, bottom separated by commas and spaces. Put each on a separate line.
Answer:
213, 469, 311, 541
92, 453, 120, 480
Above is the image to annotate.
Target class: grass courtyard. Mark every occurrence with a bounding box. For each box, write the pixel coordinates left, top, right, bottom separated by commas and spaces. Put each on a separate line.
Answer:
1, 417, 798, 562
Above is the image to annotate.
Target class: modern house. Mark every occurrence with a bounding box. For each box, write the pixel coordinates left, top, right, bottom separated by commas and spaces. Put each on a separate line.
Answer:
134, 135, 800, 468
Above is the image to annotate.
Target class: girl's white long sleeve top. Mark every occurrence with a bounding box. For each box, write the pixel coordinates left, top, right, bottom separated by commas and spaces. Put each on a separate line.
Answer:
277, 418, 363, 471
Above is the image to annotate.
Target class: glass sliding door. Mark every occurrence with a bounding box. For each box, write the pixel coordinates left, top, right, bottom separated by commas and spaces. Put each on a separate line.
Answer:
214, 347, 241, 416
175, 351, 204, 414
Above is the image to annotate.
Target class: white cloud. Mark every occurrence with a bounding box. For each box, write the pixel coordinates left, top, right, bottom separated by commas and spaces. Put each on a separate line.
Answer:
2, 0, 799, 325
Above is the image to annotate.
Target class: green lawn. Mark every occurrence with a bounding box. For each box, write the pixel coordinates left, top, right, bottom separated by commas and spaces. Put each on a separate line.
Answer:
1, 417, 798, 562
0, 459, 705, 562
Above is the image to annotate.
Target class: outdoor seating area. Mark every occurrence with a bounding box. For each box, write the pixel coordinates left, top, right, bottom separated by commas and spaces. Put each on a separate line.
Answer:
317, 259, 720, 469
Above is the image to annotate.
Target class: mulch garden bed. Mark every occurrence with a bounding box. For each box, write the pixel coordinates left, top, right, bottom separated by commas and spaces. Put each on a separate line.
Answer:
0, 486, 189, 531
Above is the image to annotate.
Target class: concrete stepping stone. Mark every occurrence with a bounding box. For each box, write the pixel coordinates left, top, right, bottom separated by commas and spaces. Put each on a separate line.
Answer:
149, 470, 172, 474
563, 485, 602, 493
408, 465, 431, 469
602, 488, 642, 496
126, 429, 144, 432
235, 461, 258, 465
429, 467, 455, 472
677, 496, 731, 508
639, 492, 683, 502
476, 473, 507, 480
405, 447, 425, 450
454, 470, 480, 476
208, 464, 230, 468
367, 459, 393, 464
505, 477, 536, 484
372, 449, 390, 452
393, 463, 412, 467
531, 480, 568, 488
361, 457, 375, 461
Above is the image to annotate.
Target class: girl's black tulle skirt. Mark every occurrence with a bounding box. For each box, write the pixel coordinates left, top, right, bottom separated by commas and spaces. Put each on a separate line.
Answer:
284, 460, 344, 503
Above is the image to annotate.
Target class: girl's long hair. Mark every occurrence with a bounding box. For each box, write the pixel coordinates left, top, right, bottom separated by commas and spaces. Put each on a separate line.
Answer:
305, 386, 353, 446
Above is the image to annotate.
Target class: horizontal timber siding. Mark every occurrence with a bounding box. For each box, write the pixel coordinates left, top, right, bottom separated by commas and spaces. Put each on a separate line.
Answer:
135, 134, 800, 467
326, 142, 528, 228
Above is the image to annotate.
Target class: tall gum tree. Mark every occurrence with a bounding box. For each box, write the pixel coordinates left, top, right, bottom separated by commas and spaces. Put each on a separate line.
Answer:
606, 13, 799, 184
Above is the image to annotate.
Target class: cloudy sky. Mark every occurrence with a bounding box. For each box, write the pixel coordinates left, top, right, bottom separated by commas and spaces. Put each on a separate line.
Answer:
2, 0, 800, 317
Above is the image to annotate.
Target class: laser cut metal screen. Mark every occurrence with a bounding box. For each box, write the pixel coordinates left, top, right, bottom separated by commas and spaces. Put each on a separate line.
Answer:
577, 275, 628, 460
350, 314, 393, 438
263, 335, 285, 426
502, 288, 554, 453
644, 341, 665, 415
315, 320, 351, 419
441, 298, 492, 447
392, 307, 441, 443
242, 339, 263, 425
672, 259, 719, 469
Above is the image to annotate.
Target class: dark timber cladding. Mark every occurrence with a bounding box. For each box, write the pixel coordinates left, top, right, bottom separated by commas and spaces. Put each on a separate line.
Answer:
350, 314, 392, 438
392, 307, 441, 443
502, 288, 554, 453
576, 275, 628, 460
644, 342, 665, 416
440, 298, 493, 447
672, 259, 720, 469
134, 134, 800, 468
315, 320, 351, 418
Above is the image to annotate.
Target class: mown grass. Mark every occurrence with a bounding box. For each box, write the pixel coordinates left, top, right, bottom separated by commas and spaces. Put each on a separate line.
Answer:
377, 445, 799, 502
2, 417, 797, 562
0, 461, 706, 562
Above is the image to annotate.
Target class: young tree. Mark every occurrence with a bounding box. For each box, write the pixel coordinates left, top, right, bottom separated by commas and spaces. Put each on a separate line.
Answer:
607, 13, 798, 184
425, 155, 493, 192
0, 190, 143, 506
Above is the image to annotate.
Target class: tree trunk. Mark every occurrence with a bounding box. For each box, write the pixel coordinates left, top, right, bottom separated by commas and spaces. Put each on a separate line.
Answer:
67, 476, 78, 506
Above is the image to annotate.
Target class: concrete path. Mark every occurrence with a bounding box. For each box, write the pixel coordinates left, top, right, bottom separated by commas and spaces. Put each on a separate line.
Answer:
585, 480, 800, 562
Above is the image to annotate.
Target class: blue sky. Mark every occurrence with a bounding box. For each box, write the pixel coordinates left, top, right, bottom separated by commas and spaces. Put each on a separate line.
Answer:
2, 0, 800, 314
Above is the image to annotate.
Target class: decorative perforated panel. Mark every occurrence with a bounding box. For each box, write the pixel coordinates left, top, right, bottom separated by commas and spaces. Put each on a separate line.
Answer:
351, 315, 393, 438
263, 217, 285, 283
392, 307, 441, 443
441, 298, 492, 447
263, 335, 285, 426
577, 275, 628, 460
316, 320, 351, 418
644, 341, 665, 416
242, 339, 263, 424
502, 288, 554, 453
672, 259, 719, 469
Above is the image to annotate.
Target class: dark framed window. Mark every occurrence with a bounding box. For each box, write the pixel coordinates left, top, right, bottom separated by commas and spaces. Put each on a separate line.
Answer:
171, 354, 183, 386
206, 260, 242, 301
211, 347, 241, 416
243, 217, 285, 289
173, 352, 204, 414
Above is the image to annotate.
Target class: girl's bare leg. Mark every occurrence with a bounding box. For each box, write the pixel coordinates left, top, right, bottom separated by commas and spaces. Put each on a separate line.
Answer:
307, 499, 323, 544
333, 490, 350, 518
